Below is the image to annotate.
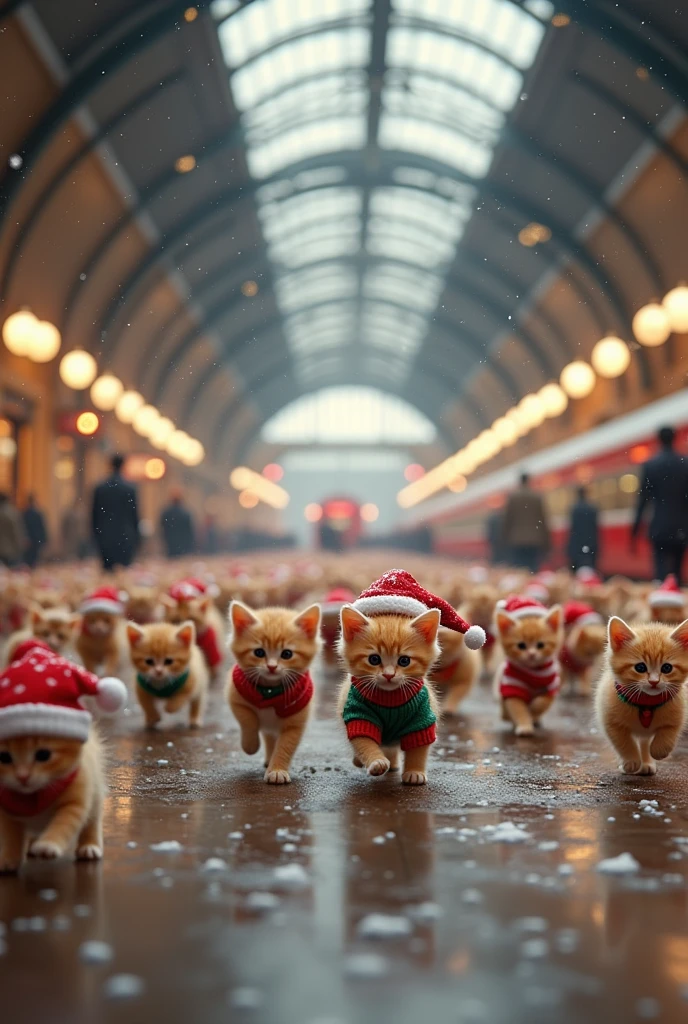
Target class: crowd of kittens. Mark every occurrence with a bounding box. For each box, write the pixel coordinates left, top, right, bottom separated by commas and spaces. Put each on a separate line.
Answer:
0, 553, 687, 873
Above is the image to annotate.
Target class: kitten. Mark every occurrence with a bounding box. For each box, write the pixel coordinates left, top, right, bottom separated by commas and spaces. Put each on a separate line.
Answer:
560, 604, 607, 695
126, 586, 160, 625
429, 625, 479, 715
596, 617, 688, 775
162, 589, 225, 680
461, 585, 499, 676
76, 611, 128, 676
495, 606, 563, 736
127, 621, 209, 729
227, 602, 321, 784
0, 732, 105, 872
4, 605, 81, 665
337, 606, 441, 785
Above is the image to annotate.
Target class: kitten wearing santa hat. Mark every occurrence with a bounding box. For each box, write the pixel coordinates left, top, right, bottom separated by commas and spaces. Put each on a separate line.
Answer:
0, 640, 126, 872
495, 596, 563, 736
76, 586, 128, 677
338, 570, 485, 785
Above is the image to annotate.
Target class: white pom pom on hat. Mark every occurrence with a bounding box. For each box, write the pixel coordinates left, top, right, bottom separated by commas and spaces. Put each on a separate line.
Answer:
96, 677, 128, 714
464, 625, 487, 650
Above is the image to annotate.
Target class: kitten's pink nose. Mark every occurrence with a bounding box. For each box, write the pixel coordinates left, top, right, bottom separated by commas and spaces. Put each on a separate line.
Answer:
649, 676, 660, 687
267, 663, 278, 673
383, 670, 396, 680
16, 771, 30, 784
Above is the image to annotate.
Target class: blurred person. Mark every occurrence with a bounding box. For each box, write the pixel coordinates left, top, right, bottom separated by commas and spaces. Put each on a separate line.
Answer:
22, 493, 48, 568
501, 472, 550, 572
632, 425, 688, 584
61, 503, 88, 560
91, 453, 140, 572
567, 486, 599, 572
160, 491, 195, 558
202, 513, 219, 555
0, 492, 26, 567
486, 508, 504, 564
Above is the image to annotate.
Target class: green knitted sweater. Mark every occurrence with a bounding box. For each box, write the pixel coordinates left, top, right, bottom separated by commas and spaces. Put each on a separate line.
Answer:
342, 678, 436, 749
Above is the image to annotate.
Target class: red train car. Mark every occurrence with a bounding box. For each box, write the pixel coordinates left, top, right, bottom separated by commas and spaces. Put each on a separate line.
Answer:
408, 390, 688, 579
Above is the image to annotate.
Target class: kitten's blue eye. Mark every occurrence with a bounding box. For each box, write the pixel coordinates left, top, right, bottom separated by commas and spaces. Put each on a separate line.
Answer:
634, 662, 647, 673
253, 648, 266, 658
397, 655, 411, 667
661, 663, 673, 674
517, 642, 527, 650
368, 654, 382, 666
35, 749, 51, 762
281, 649, 293, 660
0, 751, 11, 764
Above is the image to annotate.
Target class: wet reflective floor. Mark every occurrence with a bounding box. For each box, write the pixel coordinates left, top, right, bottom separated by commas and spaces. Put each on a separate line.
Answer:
2, 674, 688, 1024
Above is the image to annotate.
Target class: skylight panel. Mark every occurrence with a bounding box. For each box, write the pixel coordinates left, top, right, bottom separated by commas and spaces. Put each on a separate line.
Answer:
246, 117, 366, 178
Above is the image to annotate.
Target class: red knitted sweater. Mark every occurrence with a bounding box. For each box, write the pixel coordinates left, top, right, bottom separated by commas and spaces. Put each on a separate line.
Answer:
232, 665, 313, 717
0, 769, 78, 817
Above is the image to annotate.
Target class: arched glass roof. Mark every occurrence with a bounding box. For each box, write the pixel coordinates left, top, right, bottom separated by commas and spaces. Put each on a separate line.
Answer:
214, 0, 551, 388
261, 386, 437, 444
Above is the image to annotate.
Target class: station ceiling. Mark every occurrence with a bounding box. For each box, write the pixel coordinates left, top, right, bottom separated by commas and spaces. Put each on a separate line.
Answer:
1, 0, 686, 468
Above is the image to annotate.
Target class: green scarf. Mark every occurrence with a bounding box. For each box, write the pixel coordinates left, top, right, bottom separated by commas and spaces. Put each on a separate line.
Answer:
137, 670, 189, 699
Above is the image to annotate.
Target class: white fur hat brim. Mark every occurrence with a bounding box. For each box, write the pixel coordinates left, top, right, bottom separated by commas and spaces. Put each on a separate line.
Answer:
352, 595, 428, 618
0, 703, 91, 742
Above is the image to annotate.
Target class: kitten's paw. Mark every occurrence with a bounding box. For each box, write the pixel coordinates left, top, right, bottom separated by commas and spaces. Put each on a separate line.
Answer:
651, 743, 674, 761
76, 843, 103, 861
29, 840, 62, 859
189, 720, 203, 729
402, 770, 427, 786
241, 733, 260, 756
621, 760, 641, 774
0, 858, 20, 874
145, 718, 160, 730
352, 755, 364, 768
515, 725, 535, 737
637, 761, 657, 776
264, 769, 290, 785
367, 757, 390, 777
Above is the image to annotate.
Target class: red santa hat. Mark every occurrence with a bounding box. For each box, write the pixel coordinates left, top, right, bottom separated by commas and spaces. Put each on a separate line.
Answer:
563, 601, 603, 629
322, 587, 357, 615
352, 570, 486, 649
523, 580, 549, 603
169, 578, 205, 603
649, 574, 685, 609
497, 595, 548, 619
79, 586, 126, 616
575, 567, 603, 587
0, 642, 127, 742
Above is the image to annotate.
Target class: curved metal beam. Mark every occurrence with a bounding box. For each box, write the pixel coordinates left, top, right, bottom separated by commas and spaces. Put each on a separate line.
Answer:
0, 71, 186, 301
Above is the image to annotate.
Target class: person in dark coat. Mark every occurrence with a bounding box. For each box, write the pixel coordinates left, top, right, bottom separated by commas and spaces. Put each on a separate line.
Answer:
632, 425, 688, 584
567, 486, 599, 572
91, 454, 140, 572
500, 472, 551, 572
22, 494, 48, 568
160, 492, 195, 559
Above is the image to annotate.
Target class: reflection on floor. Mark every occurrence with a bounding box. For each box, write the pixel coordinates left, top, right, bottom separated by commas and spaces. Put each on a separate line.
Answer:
2, 670, 688, 1024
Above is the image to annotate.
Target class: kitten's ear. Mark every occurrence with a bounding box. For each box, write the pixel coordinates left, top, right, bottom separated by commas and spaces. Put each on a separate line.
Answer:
496, 611, 515, 634
230, 600, 258, 634
69, 613, 82, 632
29, 605, 43, 628
340, 605, 369, 642
294, 603, 321, 640
160, 594, 176, 610
196, 596, 211, 615
126, 622, 145, 647
608, 616, 636, 652
545, 605, 562, 633
176, 620, 196, 648
411, 608, 441, 644
669, 618, 688, 648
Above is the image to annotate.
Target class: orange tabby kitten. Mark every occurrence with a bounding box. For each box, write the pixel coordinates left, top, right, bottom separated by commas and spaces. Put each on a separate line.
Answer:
162, 588, 225, 680
461, 585, 499, 676
429, 625, 479, 715
0, 732, 105, 872
495, 603, 563, 736
596, 617, 688, 775
337, 607, 441, 785
77, 611, 128, 677
227, 601, 321, 784
127, 621, 209, 729
126, 586, 161, 625
560, 603, 606, 696
4, 605, 81, 665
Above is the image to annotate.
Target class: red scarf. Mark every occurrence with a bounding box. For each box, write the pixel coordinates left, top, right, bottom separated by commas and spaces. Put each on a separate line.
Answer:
232, 665, 313, 717
197, 626, 223, 669
614, 682, 675, 729
0, 769, 78, 818
350, 676, 424, 707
